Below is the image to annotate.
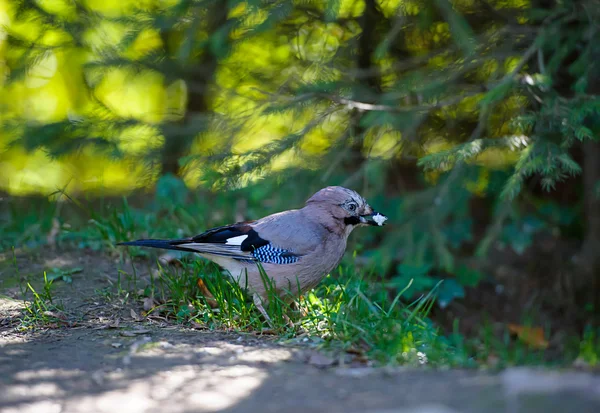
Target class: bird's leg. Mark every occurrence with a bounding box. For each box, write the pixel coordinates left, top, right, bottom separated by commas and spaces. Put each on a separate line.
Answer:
289, 298, 308, 317
253, 293, 274, 329
282, 313, 295, 329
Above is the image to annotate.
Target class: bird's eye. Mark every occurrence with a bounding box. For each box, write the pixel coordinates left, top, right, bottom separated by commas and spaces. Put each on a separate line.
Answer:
347, 203, 357, 212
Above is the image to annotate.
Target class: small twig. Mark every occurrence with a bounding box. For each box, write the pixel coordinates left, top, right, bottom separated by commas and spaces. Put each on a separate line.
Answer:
537, 48, 546, 75
255, 41, 536, 114
255, 88, 484, 114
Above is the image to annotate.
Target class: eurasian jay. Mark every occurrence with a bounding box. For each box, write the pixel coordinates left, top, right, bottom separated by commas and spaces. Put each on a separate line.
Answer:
118, 186, 387, 320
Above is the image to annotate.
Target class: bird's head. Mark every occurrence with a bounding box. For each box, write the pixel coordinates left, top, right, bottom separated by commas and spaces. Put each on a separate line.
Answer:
305, 186, 387, 234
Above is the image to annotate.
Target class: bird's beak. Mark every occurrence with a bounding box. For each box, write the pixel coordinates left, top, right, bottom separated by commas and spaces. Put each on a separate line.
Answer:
359, 212, 388, 226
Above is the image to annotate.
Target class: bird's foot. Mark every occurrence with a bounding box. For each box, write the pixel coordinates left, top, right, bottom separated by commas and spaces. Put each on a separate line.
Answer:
253, 294, 275, 329
282, 313, 295, 329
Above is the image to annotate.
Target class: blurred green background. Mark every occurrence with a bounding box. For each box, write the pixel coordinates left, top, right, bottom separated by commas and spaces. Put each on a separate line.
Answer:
1, 0, 599, 351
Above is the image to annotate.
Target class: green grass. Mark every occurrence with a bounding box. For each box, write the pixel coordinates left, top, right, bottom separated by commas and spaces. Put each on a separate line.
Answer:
21, 274, 66, 327
8, 251, 67, 329
115, 253, 454, 366
577, 327, 600, 367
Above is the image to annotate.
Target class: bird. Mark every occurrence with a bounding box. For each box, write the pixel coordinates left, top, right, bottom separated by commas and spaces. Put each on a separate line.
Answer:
118, 186, 387, 322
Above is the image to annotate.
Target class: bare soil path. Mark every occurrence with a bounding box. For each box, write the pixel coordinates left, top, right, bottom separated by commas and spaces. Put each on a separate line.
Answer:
1, 249, 599, 413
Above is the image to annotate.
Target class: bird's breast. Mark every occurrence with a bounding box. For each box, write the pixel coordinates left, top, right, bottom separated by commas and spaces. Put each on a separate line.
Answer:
304, 235, 347, 276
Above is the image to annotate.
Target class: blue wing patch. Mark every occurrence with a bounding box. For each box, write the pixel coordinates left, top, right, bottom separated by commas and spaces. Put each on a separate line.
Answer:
252, 244, 299, 264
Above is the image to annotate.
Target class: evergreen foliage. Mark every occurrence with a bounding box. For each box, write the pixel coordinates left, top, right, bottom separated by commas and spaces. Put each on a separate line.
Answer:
1, 0, 599, 305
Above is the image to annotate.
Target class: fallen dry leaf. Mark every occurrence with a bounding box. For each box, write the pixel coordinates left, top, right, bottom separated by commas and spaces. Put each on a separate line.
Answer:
143, 297, 157, 312
345, 347, 365, 356
190, 320, 206, 330
147, 314, 169, 323
94, 318, 121, 330
507, 324, 549, 349
43, 310, 67, 320
130, 309, 142, 321
197, 279, 218, 308
158, 252, 183, 266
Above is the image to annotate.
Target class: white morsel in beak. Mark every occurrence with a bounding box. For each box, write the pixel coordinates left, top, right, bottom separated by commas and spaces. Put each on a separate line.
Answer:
372, 213, 388, 226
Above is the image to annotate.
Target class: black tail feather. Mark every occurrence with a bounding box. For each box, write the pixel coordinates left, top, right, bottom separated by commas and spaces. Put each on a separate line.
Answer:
117, 239, 198, 253
118, 238, 255, 261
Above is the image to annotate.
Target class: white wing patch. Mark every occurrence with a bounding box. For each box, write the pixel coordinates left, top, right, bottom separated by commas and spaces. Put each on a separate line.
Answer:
225, 235, 249, 245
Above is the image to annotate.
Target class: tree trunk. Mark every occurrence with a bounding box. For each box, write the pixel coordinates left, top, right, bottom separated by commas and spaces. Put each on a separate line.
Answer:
160, 5, 229, 177
344, 0, 383, 173
576, 43, 600, 303
580, 141, 600, 270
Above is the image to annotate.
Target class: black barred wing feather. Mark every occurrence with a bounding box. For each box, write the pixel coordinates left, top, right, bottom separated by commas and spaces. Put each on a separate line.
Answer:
252, 244, 299, 264
189, 224, 300, 264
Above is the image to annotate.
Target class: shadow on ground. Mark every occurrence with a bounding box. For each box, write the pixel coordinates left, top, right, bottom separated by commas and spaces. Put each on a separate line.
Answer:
1, 249, 599, 413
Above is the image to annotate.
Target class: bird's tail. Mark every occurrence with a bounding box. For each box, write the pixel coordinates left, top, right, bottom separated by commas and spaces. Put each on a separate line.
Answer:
117, 238, 252, 260
118, 238, 253, 260
117, 239, 196, 253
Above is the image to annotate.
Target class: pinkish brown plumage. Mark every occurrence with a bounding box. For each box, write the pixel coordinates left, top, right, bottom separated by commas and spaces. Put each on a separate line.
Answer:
119, 186, 387, 318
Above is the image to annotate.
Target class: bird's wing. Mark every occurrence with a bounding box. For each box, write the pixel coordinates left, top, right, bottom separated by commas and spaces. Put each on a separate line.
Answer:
119, 218, 305, 265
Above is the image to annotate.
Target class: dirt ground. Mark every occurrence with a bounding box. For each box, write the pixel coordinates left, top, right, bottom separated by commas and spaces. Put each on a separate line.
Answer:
1, 249, 599, 413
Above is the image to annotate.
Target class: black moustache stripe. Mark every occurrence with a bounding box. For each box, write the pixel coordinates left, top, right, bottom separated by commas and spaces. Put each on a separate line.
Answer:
344, 216, 361, 226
